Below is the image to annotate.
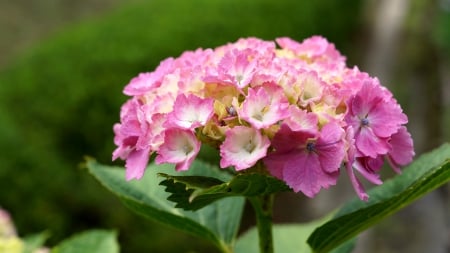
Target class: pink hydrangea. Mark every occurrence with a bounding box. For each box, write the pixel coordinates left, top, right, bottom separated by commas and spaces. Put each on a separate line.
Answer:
113, 36, 414, 200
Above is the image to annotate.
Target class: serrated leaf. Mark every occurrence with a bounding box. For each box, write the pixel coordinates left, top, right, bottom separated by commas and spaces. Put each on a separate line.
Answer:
229, 173, 290, 196
51, 230, 119, 253
159, 173, 290, 211
308, 143, 450, 253
158, 174, 230, 211
86, 159, 245, 253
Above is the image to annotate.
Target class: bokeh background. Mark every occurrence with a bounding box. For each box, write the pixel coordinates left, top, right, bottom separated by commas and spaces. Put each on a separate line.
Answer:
0, 0, 448, 252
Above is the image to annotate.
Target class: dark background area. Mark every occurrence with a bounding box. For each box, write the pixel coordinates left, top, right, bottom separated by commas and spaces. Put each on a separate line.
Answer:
0, 0, 448, 252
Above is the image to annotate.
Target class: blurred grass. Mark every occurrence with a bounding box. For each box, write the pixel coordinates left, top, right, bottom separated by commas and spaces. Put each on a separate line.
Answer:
0, 0, 364, 252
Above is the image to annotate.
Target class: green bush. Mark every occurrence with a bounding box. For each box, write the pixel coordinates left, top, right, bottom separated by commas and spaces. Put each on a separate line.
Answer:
0, 0, 362, 251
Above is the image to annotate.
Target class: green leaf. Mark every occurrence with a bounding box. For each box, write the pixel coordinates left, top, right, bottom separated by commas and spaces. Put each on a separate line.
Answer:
23, 231, 50, 253
51, 230, 119, 253
308, 143, 450, 253
235, 214, 354, 253
159, 173, 290, 210
229, 173, 291, 196
158, 174, 230, 211
86, 159, 245, 253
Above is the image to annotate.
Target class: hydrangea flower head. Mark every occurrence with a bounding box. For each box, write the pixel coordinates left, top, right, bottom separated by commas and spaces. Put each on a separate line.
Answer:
113, 36, 414, 200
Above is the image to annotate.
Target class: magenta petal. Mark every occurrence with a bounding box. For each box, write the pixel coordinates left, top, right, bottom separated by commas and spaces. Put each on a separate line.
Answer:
125, 148, 150, 180
318, 121, 344, 144
356, 127, 390, 158
353, 157, 383, 185
282, 153, 321, 197
282, 152, 338, 198
369, 102, 407, 138
284, 107, 318, 133
271, 124, 315, 153
387, 126, 415, 172
112, 145, 131, 161
345, 163, 369, 201
175, 156, 195, 171
351, 94, 370, 118
317, 123, 345, 173
263, 153, 289, 179
319, 144, 345, 173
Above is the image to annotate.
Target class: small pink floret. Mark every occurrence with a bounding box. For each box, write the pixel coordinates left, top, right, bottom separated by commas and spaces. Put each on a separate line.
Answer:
165, 94, 214, 129
220, 126, 270, 171
264, 122, 345, 197
240, 84, 289, 129
346, 81, 407, 158
155, 129, 200, 171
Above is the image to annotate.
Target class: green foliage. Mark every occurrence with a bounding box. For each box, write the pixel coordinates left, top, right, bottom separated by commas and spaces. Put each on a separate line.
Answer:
86, 159, 245, 253
23, 231, 50, 253
85, 146, 449, 252
0, 0, 362, 251
307, 143, 450, 253
51, 230, 119, 253
159, 173, 290, 211
235, 221, 354, 253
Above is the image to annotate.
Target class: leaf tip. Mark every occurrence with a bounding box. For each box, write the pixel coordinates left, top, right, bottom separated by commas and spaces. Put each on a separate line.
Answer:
79, 156, 97, 171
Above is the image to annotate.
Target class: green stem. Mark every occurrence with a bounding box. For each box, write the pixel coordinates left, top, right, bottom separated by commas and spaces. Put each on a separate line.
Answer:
249, 194, 274, 253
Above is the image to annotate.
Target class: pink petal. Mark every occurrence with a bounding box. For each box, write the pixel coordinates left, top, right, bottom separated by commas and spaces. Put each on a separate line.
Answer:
155, 129, 200, 171
369, 101, 407, 138
284, 106, 318, 133
318, 121, 344, 144
265, 123, 340, 197
345, 163, 369, 201
165, 94, 214, 129
354, 156, 383, 185
219, 126, 270, 170
387, 126, 415, 173
240, 85, 289, 129
125, 148, 151, 180
356, 127, 390, 158
214, 49, 257, 89
263, 153, 289, 179
175, 155, 196, 171
271, 124, 315, 154
282, 152, 338, 197
123, 72, 160, 96
123, 58, 174, 96
350, 91, 379, 120
317, 122, 345, 173
276, 37, 302, 52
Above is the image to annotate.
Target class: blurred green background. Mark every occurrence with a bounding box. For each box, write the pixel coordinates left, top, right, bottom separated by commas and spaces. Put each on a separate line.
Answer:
0, 0, 448, 252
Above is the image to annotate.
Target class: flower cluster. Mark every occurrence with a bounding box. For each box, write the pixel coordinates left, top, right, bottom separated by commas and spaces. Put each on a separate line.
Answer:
113, 36, 414, 200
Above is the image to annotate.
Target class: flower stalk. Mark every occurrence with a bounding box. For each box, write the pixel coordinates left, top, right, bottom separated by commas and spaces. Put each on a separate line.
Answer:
249, 194, 275, 253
